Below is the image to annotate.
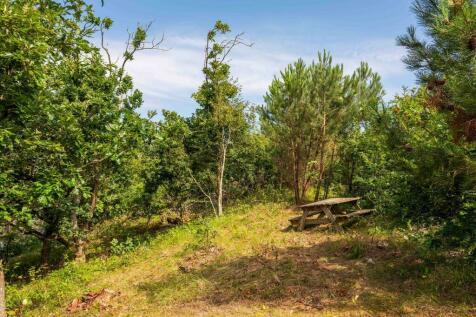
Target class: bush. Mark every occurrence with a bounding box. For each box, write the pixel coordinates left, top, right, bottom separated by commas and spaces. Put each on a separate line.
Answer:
110, 237, 139, 255
434, 192, 476, 259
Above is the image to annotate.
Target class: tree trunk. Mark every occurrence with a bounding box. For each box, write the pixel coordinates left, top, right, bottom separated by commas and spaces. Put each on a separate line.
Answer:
71, 192, 86, 262
300, 131, 316, 200
324, 143, 336, 199
146, 214, 152, 229
348, 156, 356, 194
216, 128, 228, 216
0, 261, 6, 317
40, 238, 51, 267
314, 115, 327, 201
2, 225, 12, 265
71, 211, 86, 263
314, 151, 325, 201
292, 141, 301, 204
88, 177, 99, 229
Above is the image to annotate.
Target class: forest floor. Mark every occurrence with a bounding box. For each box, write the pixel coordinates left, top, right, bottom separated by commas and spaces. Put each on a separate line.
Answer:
7, 203, 476, 316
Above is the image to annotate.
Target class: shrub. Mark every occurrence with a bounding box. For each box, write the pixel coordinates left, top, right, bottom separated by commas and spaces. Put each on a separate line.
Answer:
110, 237, 139, 255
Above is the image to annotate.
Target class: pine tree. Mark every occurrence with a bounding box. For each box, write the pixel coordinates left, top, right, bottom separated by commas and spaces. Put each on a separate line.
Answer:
397, 0, 476, 141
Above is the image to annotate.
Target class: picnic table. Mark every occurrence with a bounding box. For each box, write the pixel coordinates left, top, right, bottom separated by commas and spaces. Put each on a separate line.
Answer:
289, 197, 374, 231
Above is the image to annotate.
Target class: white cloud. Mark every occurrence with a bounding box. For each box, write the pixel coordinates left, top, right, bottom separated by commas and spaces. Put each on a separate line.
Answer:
334, 39, 407, 76
103, 36, 412, 116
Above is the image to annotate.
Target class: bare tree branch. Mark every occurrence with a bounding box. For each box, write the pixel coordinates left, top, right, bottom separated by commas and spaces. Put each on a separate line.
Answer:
119, 22, 168, 77
188, 170, 217, 216
100, 24, 113, 67
220, 32, 253, 64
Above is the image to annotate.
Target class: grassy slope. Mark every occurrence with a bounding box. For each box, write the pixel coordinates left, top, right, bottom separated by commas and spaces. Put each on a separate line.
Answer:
7, 203, 476, 316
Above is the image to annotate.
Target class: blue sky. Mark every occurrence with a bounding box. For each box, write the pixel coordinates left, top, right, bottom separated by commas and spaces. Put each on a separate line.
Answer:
93, 0, 418, 116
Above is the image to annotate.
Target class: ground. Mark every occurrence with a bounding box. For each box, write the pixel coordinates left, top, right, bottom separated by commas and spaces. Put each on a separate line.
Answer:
6, 203, 476, 316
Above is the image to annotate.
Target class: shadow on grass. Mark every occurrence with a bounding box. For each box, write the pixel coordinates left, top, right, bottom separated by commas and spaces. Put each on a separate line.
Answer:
88, 217, 176, 258
137, 235, 476, 315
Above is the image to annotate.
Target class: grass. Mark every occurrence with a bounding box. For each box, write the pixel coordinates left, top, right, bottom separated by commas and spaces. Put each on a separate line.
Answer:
6, 202, 476, 316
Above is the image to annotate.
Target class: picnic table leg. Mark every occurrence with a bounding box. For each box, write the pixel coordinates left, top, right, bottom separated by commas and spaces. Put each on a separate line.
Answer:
322, 206, 336, 224
298, 209, 309, 231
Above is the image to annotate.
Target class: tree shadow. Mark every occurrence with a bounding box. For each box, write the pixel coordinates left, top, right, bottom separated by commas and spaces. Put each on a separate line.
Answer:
137, 235, 476, 315
88, 217, 176, 258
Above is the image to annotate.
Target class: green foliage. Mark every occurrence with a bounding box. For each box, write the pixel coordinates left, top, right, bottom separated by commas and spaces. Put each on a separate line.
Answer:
338, 88, 472, 218
186, 220, 217, 250
435, 192, 476, 258
188, 21, 252, 215
0, 0, 156, 266
345, 241, 366, 260
129, 110, 193, 221
110, 237, 139, 255
261, 52, 384, 203
2, 2, 476, 312
394, 0, 476, 256
398, 0, 476, 140
225, 130, 279, 199
333, 85, 476, 258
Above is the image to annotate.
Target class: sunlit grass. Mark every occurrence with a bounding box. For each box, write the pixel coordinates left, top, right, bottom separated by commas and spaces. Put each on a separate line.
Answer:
6, 202, 476, 317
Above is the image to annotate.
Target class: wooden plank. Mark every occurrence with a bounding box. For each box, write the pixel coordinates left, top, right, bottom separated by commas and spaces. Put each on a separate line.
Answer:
289, 215, 301, 223
335, 209, 375, 219
301, 217, 329, 226
290, 216, 328, 227
299, 197, 361, 209
289, 213, 322, 224
288, 209, 323, 223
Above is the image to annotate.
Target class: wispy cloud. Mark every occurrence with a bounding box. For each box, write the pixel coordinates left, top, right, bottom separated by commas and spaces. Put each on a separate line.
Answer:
104, 36, 412, 116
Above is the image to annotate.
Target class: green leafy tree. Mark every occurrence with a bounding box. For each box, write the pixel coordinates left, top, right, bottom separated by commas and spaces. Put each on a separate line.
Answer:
134, 110, 192, 224
0, 0, 160, 264
0, 0, 102, 265
189, 21, 251, 216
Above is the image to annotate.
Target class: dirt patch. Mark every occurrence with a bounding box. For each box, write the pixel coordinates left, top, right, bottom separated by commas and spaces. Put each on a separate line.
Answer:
66, 288, 120, 313
178, 245, 223, 273
171, 236, 475, 316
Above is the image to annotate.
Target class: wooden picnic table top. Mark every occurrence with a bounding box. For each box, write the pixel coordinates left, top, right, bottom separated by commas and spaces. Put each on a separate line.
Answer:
298, 197, 361, 209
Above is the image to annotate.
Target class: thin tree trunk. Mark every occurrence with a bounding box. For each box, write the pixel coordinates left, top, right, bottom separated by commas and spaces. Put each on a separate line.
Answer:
324, 143, 336, 199
88, 177, 99, 226
216, 128, 228, 216
314, 153, 324, 201
292, 141, 301, 204
300, 130, 316, 199
314, 115, 327, 201
216, 164, 223, 217
146, 214, 152, 229
0, 261, 6, 317
40, 238, 51, 267
72, 193, 86, 262
2, 225, 12, 265
348, 156, 356, 194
